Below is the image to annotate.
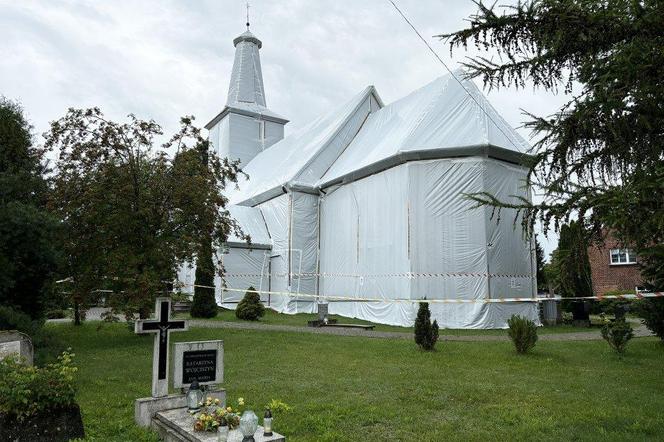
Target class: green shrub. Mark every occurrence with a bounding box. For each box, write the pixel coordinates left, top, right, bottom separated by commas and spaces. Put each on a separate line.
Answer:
0, 350, 77, 421
635, 298, 664, 341
235, 287, 265, 321
45, 309, 67, 319
0, 306, 64, 365
561, 312, 573, 324
0, 305, 41, 336
601, 318, 634, 354
414, 301, 439, 351
507, 315, 538, 354
190, 286, 218, 319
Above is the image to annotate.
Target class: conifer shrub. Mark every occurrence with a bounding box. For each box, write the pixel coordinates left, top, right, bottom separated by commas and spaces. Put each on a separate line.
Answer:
235, 287, 265, 321
507, 315, 538, 354
601, 318, 634, 354
414, 301, 439, 351
635, 298, 664, 341
190, 247, 218, 318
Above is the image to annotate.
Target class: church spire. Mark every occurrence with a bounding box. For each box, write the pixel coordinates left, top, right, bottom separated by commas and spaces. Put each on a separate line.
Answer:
227, 6, 266, 107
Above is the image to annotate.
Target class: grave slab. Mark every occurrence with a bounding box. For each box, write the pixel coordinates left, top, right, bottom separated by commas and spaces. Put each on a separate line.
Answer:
0, 331, 33, 365
135, 389, 226, 428
153, 407, 285, 442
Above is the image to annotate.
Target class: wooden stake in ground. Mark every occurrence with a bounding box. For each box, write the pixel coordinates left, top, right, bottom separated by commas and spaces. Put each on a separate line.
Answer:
135, 297, 188, 397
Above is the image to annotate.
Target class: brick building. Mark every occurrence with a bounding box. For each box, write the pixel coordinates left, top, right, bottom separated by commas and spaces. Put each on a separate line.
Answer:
587, 232, 643, 295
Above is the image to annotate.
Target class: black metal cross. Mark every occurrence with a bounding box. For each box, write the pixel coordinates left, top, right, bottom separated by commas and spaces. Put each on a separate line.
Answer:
135, 297, 188, 397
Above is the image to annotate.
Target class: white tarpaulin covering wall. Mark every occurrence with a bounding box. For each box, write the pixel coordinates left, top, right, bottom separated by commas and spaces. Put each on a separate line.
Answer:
318, 159, 537, 328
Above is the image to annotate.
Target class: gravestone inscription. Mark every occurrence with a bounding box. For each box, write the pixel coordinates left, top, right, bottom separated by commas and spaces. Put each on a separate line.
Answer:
173, 340, 223, 389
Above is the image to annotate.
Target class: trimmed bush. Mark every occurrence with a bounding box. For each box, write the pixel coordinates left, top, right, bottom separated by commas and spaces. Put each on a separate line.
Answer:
636, 298, 664, 341
601, 318, 634, 354
235, 287, 265, 321
507, 315, 538, 354
414, 301, 439, 351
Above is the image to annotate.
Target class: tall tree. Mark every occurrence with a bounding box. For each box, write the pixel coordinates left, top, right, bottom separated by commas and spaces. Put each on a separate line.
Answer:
441, 1, 664, 289
0, 98, 60, 319
190, 140, 218, 318
535, 238, 547, 291
47, 109, 247, 322
557, 221, 593, 299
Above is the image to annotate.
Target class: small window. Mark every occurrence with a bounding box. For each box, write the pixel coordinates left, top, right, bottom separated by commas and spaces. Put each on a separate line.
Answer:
610, 248, 637, 265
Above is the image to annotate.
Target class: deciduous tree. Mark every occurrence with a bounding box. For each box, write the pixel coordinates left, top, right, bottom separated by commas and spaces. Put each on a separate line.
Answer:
47, 109, 247, 322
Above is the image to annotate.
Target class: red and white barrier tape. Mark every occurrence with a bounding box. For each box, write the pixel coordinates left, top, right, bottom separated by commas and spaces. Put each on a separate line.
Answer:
176, 282, 663, 305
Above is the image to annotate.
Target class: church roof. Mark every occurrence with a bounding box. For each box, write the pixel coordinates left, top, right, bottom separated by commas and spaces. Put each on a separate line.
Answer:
227, 71, 530, 206
318, 72, 530, 187
228, 85, 382, 206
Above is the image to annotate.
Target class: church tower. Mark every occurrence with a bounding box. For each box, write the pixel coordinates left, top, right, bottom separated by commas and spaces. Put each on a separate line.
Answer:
205, 27, 288, 168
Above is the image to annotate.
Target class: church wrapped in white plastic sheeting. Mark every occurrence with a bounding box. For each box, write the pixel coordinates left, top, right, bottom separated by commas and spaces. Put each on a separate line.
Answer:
178, 28, 539, 329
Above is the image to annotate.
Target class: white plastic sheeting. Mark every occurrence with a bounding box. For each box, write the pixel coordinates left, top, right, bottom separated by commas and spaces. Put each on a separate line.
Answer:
319, 158, 538, 328
227, 86, 381, 206
218, 248, 270, 307
187, 67, 539, 327
226, 205, 271, 246
228, 30, 266, 108
319, 72, 529, 187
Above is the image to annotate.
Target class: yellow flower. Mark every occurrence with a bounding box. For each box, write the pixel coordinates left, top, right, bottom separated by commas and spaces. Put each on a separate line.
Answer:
214, 398, 220, 405
238, 397, 245, 406
227, 406, 232, 412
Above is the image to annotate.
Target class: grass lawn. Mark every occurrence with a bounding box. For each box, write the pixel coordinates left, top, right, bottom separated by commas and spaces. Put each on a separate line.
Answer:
47, 322, 664, 441
177, 308, 604, 335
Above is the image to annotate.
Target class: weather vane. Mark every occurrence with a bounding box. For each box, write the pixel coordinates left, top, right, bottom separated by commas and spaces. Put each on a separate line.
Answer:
246, 2, 250, 30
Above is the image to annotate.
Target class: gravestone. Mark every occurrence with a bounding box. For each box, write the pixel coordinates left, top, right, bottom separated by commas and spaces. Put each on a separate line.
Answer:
173, 340, 223, 390
0, 331, 33, 365
134, 297, 226, 428
135, 297, 189, 397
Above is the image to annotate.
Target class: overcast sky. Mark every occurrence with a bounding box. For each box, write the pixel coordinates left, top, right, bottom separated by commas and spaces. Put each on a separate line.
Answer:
1, 0, 569, 256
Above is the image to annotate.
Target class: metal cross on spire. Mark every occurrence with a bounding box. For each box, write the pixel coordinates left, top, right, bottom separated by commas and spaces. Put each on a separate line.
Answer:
246, 2, 250, 30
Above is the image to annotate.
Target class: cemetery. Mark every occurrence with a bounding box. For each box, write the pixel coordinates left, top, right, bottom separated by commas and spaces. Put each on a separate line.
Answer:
12, 318, 658, 441
1, 1, 664, 441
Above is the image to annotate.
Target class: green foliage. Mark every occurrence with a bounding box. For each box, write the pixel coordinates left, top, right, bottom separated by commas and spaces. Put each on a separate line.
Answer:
0, 306, 65, 365
45, 309, 68, 319
46, 109, 248, 320
636, 298, 664, 341
442, 1, 664, 291
594, 290, 633, 316
0, 305, 41, 336
48, 322, 664, 441
601, 318, 634, 354
557, 221, 593, 299
507, 315, 538, 354
235, 287, 265, 321
414, 301, 439, 351
0, 98, 60, 319
535, 239, 547, 290
266, 399, 293, 414
191, 239, 217, 318
0, 350, 77, 421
